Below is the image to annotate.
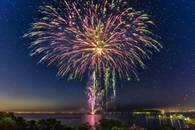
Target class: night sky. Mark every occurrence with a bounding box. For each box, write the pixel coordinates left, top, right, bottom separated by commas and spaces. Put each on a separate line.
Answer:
0, 0, 194, 112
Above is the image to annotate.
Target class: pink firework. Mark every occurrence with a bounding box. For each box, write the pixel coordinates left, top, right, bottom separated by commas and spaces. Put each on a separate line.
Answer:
86, 72, 104, 114
25, 0, 162, 80
24, 0, 162, 114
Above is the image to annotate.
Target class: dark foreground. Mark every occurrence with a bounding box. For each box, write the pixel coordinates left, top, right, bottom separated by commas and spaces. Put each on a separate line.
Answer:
0, 112, 194, 130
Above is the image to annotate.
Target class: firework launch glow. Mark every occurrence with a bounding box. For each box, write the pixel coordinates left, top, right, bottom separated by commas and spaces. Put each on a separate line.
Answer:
24, 0, 162, 114
86, 71, 104, 114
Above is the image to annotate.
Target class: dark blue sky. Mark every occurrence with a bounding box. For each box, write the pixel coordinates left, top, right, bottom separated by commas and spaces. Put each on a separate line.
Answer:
0, 0, 194, 112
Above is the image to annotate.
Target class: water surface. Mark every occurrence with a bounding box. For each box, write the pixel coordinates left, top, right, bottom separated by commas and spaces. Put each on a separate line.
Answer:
15, 112, 190, 129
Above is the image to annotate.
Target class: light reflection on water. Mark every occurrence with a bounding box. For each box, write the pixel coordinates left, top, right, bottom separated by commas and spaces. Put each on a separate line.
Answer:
84, 114, 101, 127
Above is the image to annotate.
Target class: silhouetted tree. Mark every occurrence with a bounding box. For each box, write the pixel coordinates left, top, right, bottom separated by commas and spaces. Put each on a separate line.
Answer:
0, 117, 16, 130
77, 123, 91, 130
97, 119, 123, 130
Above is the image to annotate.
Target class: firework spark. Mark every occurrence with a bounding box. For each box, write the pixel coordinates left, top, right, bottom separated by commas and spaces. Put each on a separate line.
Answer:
24, 0, 162, 114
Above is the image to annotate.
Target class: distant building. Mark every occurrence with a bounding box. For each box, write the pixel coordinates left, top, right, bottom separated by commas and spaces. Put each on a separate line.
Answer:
133, 109, 163, 115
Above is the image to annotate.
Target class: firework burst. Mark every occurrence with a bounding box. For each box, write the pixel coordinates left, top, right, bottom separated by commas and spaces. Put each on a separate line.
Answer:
24, 0, 162, 114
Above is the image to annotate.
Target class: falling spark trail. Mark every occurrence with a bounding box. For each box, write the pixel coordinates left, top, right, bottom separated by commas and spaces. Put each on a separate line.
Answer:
87, 71, 104, 114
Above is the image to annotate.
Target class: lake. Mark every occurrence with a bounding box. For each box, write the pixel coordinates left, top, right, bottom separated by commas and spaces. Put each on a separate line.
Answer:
15, 112, 193, 129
